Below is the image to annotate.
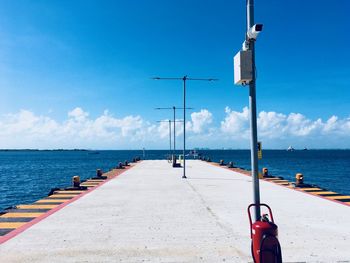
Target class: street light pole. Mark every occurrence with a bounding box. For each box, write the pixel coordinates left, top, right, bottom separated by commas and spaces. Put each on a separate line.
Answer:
155, 106, 193, 156
169, 120, 172, 154
247, 0, 261, 221
182, 76, 187, 178
153, 76, 217, 179
235, 3, 284, 261
173, 106, 176, 154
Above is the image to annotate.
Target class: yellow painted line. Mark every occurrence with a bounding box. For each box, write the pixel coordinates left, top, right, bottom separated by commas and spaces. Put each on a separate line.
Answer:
310, 191, 338, 195
1, 213, 44, 218
36, 199, 67, 203
47, 194, 76, 198
80, 184, 98, 187
0, 222, 26, 228
271, 180, 290, 183
300, 188, 322, 191
54, 191, 84, 194
16, 204, 58, 209
264, 178, 283, 180
275, 182, 290, 185
87, 180, 104, 182
327, 196, 350, 200
82, 182, 100, 184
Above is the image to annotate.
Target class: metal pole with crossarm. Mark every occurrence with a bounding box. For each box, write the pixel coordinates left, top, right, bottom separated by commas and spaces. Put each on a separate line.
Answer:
153, 76, 217, 179
155, 106, 193, 155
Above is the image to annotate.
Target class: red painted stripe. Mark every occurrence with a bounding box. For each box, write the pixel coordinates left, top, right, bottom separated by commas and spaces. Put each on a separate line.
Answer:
0, 164, 137, 245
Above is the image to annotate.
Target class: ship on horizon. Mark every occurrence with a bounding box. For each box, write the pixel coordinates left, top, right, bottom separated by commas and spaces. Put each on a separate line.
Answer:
287, 146, 295, 151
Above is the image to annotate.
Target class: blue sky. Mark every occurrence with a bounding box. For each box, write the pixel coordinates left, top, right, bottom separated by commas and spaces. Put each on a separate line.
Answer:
0, 0, 349, 149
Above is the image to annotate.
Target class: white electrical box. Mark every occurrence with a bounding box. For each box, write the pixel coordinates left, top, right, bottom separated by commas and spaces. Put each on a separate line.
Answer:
234, 50, 253, 85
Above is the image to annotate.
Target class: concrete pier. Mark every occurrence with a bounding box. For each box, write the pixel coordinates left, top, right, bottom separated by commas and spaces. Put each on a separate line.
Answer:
0, 160, 350, 262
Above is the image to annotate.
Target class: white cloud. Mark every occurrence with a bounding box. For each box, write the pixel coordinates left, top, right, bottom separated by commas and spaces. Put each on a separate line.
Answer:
258, 111, 286, 138
157, 120, 170, 139
220, 107, 350, 148
68, 107, 89, 121
0, 107, 349, 149
0, 110, 58, 136
284, 113, 322, 136
220, 106, 250, 138
187, 109, 213, 133
0, 108, 153, 149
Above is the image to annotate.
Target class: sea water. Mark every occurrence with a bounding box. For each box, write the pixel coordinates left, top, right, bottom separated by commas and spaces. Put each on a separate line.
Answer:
0, 150, 349, 211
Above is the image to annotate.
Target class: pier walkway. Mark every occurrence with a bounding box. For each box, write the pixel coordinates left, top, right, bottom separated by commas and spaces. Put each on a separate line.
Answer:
0, 160, 350, 262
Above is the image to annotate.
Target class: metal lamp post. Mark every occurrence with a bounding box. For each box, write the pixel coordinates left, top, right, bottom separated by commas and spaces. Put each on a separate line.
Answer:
247, 0, 261, 221
234, 0, 263, 221
153, 76, 217, 179
234, 4, 284, 261
155, 106, 193, 155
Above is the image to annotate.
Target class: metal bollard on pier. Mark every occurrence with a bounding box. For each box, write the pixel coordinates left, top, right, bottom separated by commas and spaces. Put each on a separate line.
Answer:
295, 173, 304, 187
72, 176, 81, 188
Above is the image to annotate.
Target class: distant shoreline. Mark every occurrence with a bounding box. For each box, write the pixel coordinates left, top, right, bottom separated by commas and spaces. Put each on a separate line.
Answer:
0, 149, 349, 151
0, 149, 89, 152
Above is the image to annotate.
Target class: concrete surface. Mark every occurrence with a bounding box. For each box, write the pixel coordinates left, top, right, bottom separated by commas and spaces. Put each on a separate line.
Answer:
0, 160, 349, 262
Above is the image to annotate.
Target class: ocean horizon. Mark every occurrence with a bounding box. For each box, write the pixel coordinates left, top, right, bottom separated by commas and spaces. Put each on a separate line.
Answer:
1, 148, 350, 151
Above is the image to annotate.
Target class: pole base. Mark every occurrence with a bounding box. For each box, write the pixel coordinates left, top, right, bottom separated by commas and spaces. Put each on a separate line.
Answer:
182, 175, 187, 179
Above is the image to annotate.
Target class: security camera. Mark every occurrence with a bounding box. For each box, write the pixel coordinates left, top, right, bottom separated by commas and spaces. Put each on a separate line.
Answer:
247, 24, 263, 40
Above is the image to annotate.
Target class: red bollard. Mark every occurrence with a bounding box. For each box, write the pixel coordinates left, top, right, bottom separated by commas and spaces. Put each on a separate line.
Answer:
248, 204, 282, 263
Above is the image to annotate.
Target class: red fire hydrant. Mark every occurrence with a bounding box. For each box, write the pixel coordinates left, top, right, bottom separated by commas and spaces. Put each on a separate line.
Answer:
248, 203, 282, 263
